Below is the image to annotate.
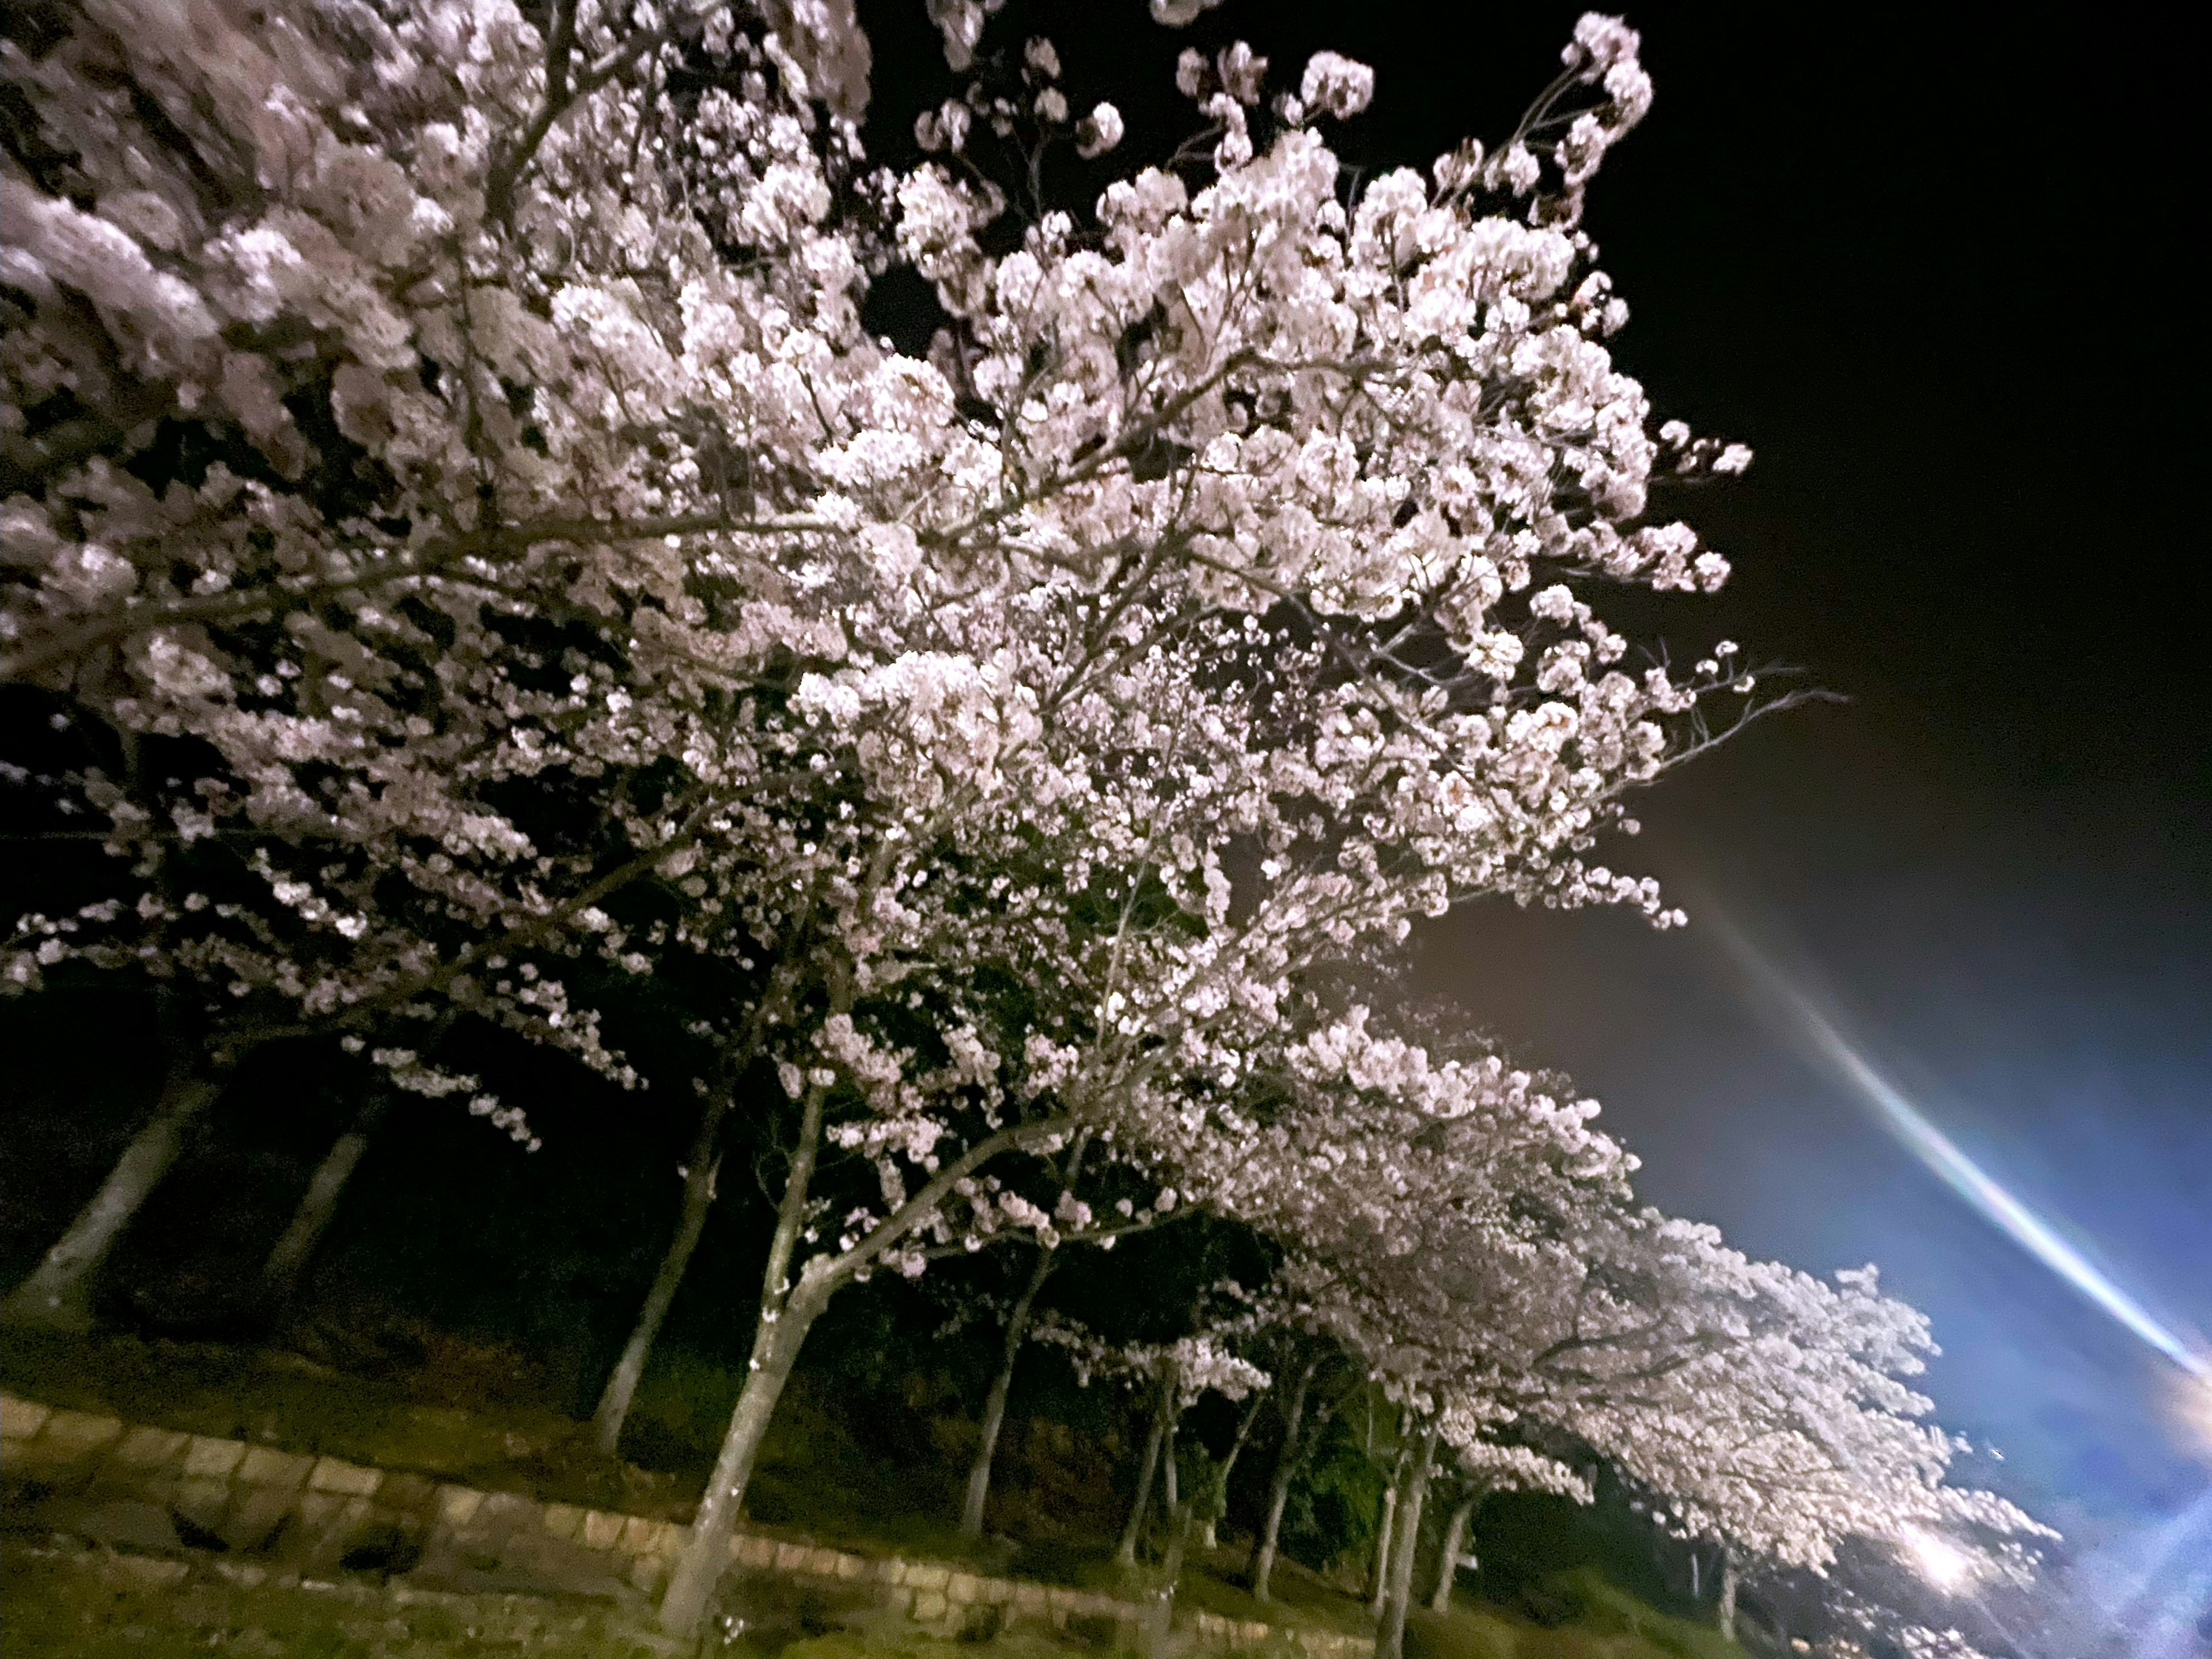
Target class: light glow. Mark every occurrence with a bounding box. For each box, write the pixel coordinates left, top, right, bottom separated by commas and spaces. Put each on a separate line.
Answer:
1906, 1528, 1974, 1592
1707, 911, 2211, 1382
2172, 1371, 2212, 1461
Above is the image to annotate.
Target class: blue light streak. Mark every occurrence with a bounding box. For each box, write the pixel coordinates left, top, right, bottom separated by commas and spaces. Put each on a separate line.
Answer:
1706, 911, 2210, 1381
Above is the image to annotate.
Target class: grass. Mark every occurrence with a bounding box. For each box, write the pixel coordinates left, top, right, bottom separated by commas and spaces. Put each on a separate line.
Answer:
0, 1543, 664, 1659
0, 1324, 680, 1516
0, 1540, 1753, 1659
2, 1328, 1748, 1659
0, 1543, 1141, 1659
1406, 1570, 1750, 1659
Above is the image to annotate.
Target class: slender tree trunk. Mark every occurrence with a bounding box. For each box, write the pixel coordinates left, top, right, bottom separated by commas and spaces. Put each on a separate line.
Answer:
594, 972, 801, 1458
1377, 1426, 1439, 1659
960, 1244, 1057, 1539
262, 1090, 388, 1308
590, 1092, 732, 1457
1147, 1497, 1195, 1657
659, 1077, 832, 1641
1161, 1415, 1180, 1522
2, 1028, 233, 1332
1368, 1461, 1403, 1618
1365, 1404, 1407, 1616
1717, 1551, 1738, 1644
1430, 1492, 1479, 1612
657, 1259, 833, 1637
1118, 1382, 1173, 1568
1198, 1391, 1266, 1551
959, 1127, 1090, 1540
653, 991, 1055, 1642
1156, 1497, 1193, 1629
1249, 1365, 1323, 1601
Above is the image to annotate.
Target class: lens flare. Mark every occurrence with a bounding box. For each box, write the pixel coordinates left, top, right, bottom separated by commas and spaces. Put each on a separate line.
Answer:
2172, 1371, 2212, 1463
1705, 909, 2211, 1384
1906, 1528, 1974, 1592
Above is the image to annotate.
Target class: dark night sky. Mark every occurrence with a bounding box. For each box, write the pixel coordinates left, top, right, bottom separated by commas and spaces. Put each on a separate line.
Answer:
1408, 3, 2212, 1538
1371, 1, 2212, 1536
859, 0, 2212, 1540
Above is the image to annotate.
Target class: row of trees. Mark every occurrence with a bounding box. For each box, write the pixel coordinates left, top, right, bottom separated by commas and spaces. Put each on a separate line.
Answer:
0, 2, 2042, 1653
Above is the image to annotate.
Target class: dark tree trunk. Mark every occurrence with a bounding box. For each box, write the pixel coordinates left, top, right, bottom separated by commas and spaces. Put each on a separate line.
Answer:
1249, 1363, 1325, 1601
960, 1244, 1057, 1538
1154, 1497, 1194, 1647
1117, 1379, 1174, 1568
590, 1091, 732, 1456
262, 1090, 388, 1308
1198, 1391, 1266, 1550
1368, 1451, 1406, 1618
594, 971, 805, 1459
3, 1012, 236, 1332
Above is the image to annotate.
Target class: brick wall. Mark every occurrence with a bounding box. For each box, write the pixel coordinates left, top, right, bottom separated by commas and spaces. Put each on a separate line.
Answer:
1, 1392, 1373, 1658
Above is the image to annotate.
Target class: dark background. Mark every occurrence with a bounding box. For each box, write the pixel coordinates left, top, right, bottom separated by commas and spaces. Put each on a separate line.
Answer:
851, 0, 2212, 1541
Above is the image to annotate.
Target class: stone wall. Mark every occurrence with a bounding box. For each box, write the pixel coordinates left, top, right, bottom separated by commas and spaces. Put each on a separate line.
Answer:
1, 1393, 1373, 1658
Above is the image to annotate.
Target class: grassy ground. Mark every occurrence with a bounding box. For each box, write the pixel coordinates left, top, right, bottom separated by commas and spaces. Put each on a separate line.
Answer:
1405, 1570, 1750, 1659
0, 1541, 669, 1659
0, 1541, 1137, 1659
1, 1330, 1748, 1659
0, 1327, 1374, 1619
0, 1325, 685, 1517
3, 1541, 1749, 1659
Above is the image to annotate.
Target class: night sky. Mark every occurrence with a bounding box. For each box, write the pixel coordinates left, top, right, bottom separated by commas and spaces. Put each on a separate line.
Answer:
1374, 1, 2212, 1539
857, 0, 2212, 1544
1404, 2, 2212, 1540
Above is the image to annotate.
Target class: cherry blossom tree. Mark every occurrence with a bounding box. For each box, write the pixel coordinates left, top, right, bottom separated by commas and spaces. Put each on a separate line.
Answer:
637, 6, 1808, 1628
1163, 998, 2047, 1655
1030, 1313, 1268, 1569
1549, 1233, 2054, 1641
0, 0, 874, 1324
0, 5, 2051, 1652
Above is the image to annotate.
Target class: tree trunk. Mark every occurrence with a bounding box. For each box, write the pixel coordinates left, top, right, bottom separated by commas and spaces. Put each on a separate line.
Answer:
1377, 1426, 1439, 1659
656, 1259, 833, 1638
262, 1091, 388, 1308
1430, 1492, 1479, 1612
1717, 1551, 1738, 1643
659, 1074, 833, 1642
1367, 1466, 1402, 1618
960, 1127, 1090, 1540
1161, 1415, 1180, 1523
960, 1244, 1056, 1539
590, 1092, 733, 1457
1117, 1382, 1173, 1568
1149, 1499, 1194, 1657
653, 1009, 1052, 1643
1249, 1363, 1322, 1601
595, 972, 804, 1459
1198, 1390, 1266, 1550
2, 1032, 232, 1332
